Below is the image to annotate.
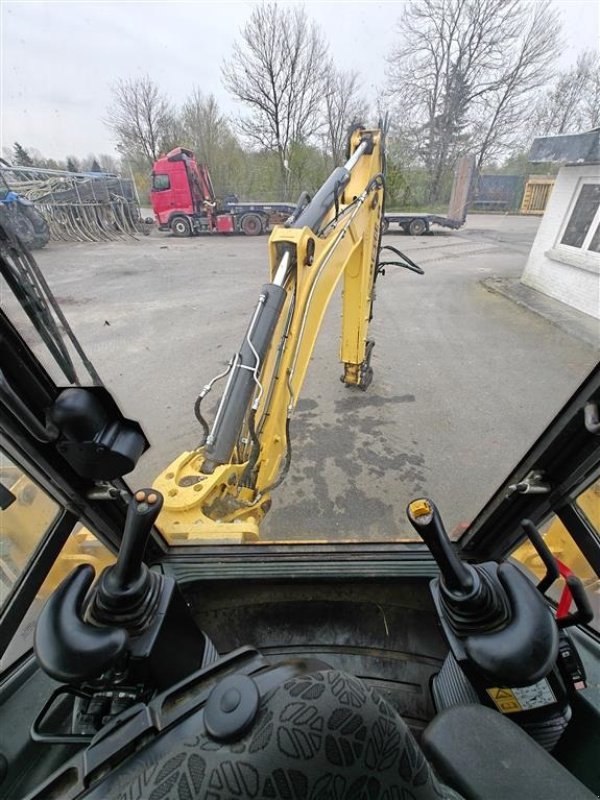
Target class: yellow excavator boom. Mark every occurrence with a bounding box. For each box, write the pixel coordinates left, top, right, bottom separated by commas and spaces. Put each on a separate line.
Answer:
154, 128, 385, 541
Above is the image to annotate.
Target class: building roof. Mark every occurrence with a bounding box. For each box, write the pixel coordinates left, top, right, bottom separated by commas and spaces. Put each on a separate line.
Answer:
528, 129, 599, 165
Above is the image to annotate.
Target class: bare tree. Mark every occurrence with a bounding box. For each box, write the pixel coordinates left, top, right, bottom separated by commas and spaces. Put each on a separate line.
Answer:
105, 75, 177, 167
472, 1, 559, 169
322, 65, 368, 166
534, 51, 600, 135
386, 0, 560, 201
583, 61, 600, 130
98, 153, 120, 174
181, 90, 234, 164
222, 3, 328, 198
180, 89, 246, 196
583, 65, 600, 129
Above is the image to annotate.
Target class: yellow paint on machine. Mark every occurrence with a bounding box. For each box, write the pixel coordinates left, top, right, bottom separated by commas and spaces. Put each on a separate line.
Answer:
154, 128, 386, 543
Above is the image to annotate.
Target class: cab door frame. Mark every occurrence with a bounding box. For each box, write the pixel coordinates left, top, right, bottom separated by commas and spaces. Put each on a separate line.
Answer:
0, 309, 165, 669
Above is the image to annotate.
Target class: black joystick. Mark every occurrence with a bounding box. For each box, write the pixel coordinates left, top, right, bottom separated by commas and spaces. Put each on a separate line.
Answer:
33, 486, 209, 724
112, 489, 163, 586
407, 497, 558, 686
34, 564, 128, 684
407, 499, 475, 594
89, 489, 164, 634
407, 498, 509, 634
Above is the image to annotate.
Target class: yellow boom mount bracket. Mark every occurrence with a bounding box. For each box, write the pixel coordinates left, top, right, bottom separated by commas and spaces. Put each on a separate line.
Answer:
154, 128, 385, 542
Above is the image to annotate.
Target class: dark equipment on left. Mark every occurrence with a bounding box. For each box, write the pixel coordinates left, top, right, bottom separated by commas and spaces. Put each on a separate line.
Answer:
0, 178, 50, 250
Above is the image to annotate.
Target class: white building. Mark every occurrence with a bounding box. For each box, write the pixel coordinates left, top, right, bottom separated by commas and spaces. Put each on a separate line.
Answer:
521, 129, 599, 320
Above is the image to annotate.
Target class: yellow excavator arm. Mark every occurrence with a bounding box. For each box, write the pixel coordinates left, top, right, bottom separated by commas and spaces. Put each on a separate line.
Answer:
154, 128, 387, 541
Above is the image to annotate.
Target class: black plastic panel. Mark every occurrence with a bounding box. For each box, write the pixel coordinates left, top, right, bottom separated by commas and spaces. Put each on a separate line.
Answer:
184, 578, 445, 738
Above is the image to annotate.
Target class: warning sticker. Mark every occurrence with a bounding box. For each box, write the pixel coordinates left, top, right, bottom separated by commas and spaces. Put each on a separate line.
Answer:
487, 680, 556, 714
487, 687, 522, 713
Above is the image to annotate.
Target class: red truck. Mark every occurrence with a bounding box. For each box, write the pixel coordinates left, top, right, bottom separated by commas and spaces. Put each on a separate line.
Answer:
151, 148, 295, 237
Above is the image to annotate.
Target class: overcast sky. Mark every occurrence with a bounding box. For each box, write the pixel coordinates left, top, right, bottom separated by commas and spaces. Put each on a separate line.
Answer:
1, 0, 598, 160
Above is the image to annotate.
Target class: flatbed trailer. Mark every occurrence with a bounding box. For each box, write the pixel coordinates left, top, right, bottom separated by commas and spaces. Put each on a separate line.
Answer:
382, 212, 464, 236
383, 155, 477, 236
220, 200, 296, 235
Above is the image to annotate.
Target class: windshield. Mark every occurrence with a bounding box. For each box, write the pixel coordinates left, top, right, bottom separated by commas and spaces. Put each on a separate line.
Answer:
1, 0, 598, 546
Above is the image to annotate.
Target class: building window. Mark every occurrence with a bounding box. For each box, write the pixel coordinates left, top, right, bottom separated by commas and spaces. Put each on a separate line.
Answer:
152, 174, 170, 191
560, 182, 600, 253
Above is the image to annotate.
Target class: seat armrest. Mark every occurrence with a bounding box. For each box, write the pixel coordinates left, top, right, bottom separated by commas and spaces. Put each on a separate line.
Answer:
422, 704, 596, 800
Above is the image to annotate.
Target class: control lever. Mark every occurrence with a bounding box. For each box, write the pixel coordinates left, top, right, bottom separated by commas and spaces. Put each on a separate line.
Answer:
110, 489, 163, 589
87, 486, 209, 687
520, 519, 560, 594
558, 575, 594, 628
519, 519, 593, 629
407, 498, 509, 635
33, 487, 209, 740
89, 489, 163, 632
407, 499, 474, 594
34, 564, 128, 684
407, 497, 559, 686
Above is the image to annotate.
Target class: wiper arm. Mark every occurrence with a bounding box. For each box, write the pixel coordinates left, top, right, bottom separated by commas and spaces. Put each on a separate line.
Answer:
0, 225, 102, 386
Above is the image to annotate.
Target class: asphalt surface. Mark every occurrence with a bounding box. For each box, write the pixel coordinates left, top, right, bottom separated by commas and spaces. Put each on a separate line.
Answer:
13, 214, 599, 542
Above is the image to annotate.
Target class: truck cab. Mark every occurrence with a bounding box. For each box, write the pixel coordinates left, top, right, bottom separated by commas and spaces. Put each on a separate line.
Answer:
151, 147, 218, 236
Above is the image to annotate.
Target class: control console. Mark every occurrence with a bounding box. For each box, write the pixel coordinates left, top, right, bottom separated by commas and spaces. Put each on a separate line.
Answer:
407, 497, 591, 751
33, 489, 211, 739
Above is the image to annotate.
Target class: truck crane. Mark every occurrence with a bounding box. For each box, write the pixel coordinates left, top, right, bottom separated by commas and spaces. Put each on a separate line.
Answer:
151, 146, 296, 237
0, 127, 599, 800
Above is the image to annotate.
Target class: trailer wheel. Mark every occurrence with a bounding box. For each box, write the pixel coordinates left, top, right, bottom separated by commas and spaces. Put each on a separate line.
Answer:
240, 213, 263, 236
408, 218, 428, 236
171, 216, 192, 237
381, 217, 389, 234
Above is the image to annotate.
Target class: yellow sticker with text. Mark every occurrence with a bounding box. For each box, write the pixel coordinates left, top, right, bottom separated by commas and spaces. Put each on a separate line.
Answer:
487, 680, 556, 714
486, 687, 522, 714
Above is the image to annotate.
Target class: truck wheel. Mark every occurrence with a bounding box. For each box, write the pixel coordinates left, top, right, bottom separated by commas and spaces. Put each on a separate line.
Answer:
381, 217, 389, 234
171, 216, 192, 237
240, 214, 263, 236
408, 218, 428, 236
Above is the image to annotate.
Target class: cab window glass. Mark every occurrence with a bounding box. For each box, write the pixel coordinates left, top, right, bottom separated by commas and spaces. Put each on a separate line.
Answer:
152, 174, 170, 191
0, 452, 59, 608
511, 514, 599, 632
0, 523, 115, 673
575, 477, 600, 533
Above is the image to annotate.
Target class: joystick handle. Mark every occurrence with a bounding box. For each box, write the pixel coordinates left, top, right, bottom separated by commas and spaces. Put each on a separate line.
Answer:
112, 489, 163, 589
407, 498, 473, 594
35, 564, 128, 683
407, 498, 559, 684
89, 489, 164, 631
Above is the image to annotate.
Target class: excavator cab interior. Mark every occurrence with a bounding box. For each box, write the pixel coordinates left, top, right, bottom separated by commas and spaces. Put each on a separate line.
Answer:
1, 128, 599, 800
